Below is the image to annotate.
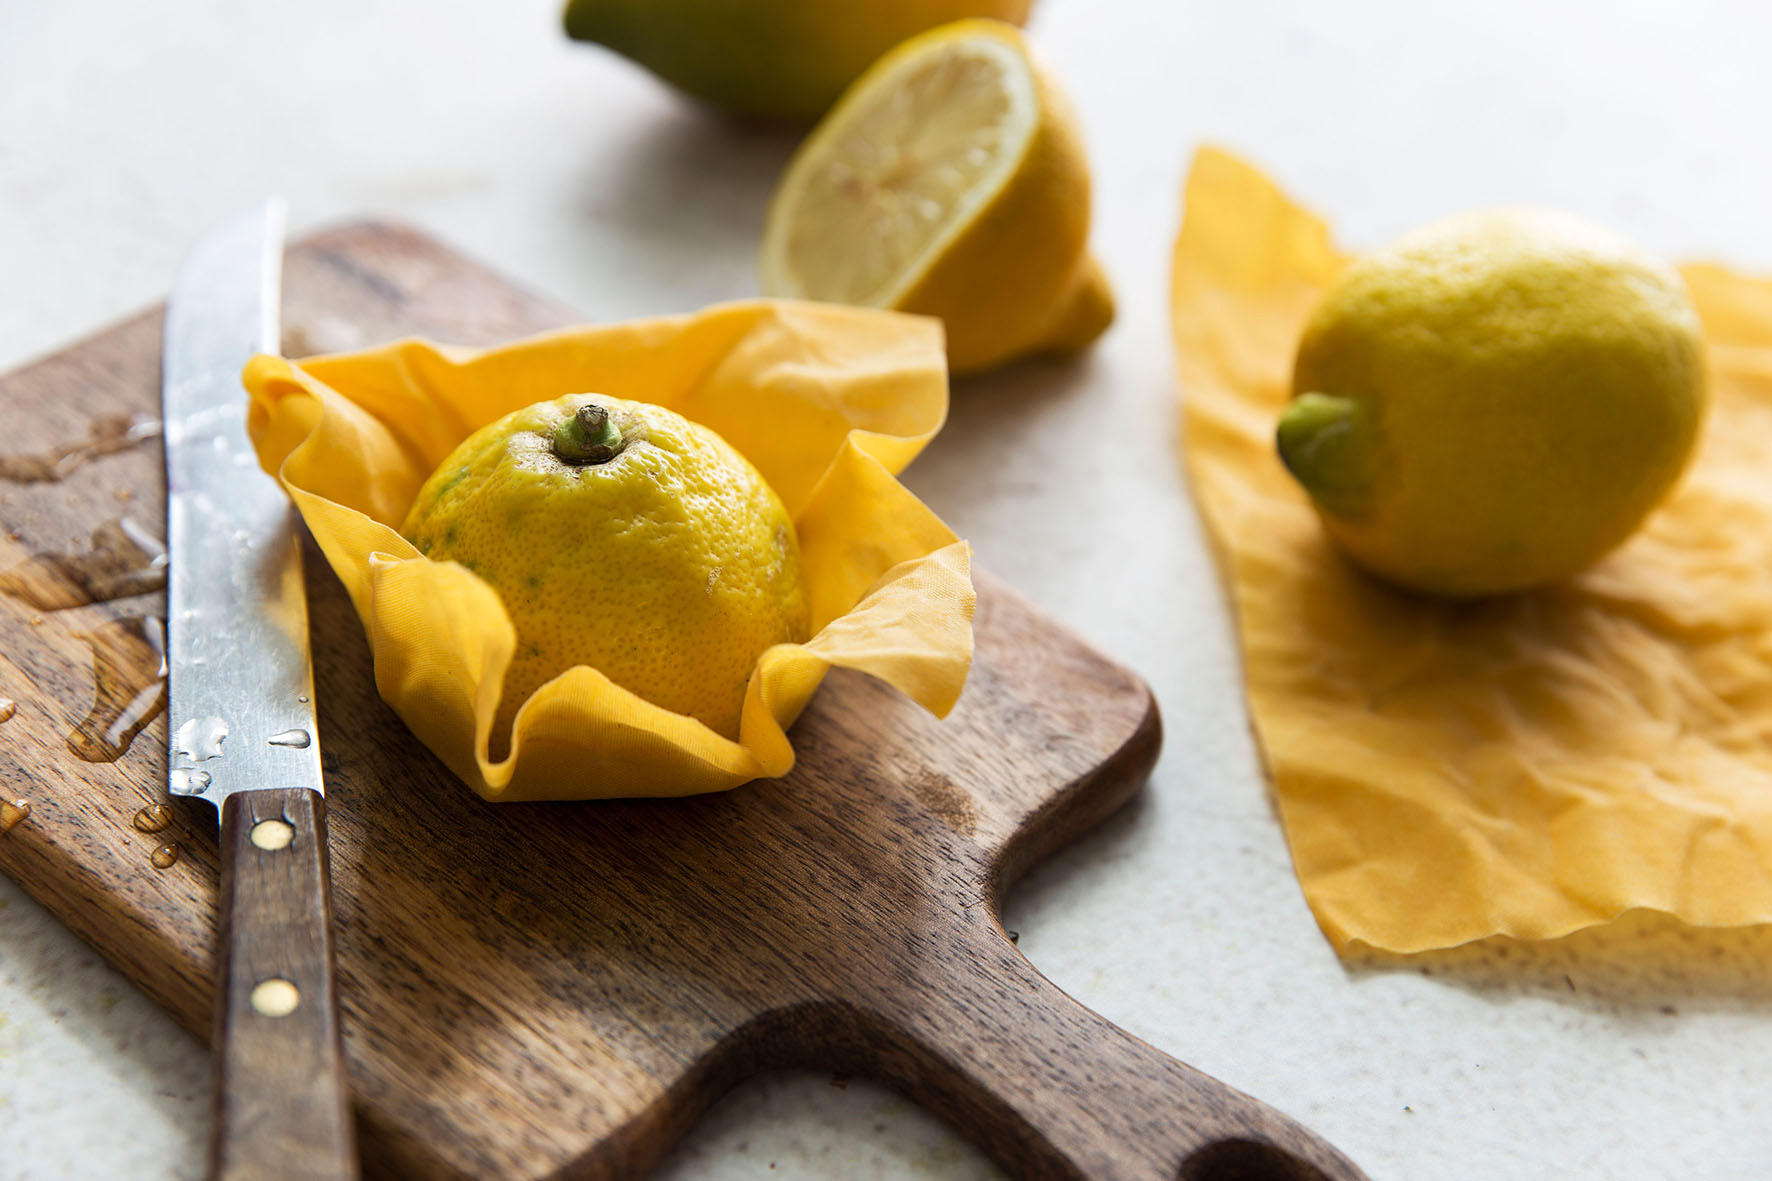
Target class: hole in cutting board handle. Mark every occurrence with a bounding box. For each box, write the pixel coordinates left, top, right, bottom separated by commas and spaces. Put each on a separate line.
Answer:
1177, 1138, 1342, 1181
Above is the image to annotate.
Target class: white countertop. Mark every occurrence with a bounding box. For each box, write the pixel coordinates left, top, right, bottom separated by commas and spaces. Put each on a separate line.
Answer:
5, 1, 1772, 1177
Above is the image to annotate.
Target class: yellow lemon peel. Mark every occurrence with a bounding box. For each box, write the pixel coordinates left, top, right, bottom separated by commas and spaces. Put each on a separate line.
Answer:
402, 395, 812, 748
1280, 208, 1707, 597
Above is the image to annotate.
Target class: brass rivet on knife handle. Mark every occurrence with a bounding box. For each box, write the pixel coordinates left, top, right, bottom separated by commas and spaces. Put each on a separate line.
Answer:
212, 788, 358, 1180
249, 978, 301, 1017
250, 819, 296, 851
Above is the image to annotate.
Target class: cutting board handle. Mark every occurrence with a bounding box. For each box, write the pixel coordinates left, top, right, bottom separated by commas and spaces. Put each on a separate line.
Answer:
212, 788, 358, 1180
862, 920, 1369, 1181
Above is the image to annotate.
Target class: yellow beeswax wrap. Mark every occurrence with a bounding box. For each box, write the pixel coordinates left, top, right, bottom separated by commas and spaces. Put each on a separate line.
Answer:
244, 300, 974, 802
1173, 146, 1772, 953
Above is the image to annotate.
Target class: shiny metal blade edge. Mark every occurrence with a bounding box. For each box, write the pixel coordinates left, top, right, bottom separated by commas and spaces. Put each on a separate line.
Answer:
163, 198, 324, 809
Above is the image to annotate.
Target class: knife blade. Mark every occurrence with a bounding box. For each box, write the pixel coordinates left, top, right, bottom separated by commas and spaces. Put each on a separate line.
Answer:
163, 198, 358, 1180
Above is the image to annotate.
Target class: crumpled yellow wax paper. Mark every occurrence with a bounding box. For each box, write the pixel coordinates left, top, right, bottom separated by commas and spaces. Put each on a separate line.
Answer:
244, 300, 974, 802
1173, 146, 1772, 954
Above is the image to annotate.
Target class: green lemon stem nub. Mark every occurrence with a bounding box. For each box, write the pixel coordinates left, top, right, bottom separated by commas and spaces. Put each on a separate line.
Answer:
1277, 392, 1371, 518
552, 404, 625, 465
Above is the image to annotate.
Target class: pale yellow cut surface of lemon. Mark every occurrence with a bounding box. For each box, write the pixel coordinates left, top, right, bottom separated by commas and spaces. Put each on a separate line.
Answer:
760, 19, 1112, 374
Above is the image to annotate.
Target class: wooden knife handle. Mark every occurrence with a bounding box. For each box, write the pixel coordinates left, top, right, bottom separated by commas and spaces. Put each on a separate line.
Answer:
212, 787, 358, 1181
871, 923, 1369, 1181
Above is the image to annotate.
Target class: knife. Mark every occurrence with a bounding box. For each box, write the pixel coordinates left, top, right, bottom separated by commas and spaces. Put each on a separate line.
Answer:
163, 198, 359, 1180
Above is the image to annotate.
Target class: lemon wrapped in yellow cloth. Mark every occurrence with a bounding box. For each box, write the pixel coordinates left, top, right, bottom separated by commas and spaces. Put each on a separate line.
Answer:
1175, 147, 1772, 954
244, 301, 974, 801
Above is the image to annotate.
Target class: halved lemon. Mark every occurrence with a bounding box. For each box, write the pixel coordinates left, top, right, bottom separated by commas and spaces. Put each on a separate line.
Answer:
760, 19, 1113, 374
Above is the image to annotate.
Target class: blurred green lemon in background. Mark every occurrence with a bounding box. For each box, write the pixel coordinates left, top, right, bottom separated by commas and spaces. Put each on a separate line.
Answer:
1279, 209, 1707, 598
564, 0, 1033, 121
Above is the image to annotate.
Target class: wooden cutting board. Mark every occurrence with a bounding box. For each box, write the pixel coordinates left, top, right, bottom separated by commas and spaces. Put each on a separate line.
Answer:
0, 223, 1366, 1180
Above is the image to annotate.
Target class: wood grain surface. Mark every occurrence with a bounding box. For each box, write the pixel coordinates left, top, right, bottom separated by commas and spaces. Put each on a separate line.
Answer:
0, 223, 1367, 1180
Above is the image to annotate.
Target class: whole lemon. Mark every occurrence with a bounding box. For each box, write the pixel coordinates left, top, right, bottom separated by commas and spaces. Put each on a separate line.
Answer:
564, 0, 1032, 122
402, 395, 810, 742
1278, 209, 1707, 597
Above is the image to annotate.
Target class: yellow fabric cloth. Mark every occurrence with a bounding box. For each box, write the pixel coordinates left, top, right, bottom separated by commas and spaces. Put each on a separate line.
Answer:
1173, 147, 1772, 953
245, 300, 975, 801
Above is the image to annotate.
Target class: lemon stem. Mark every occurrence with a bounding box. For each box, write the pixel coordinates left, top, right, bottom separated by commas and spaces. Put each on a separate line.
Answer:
552, 404, 624, 465
1277, 392, 1370, 518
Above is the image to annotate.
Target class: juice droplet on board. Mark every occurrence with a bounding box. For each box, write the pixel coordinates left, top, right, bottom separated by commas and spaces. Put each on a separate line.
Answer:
149, 841, 180, 870
0, 517, 167, 610
0, 798, 30, 836
67, 616, 167, 763
0, 698, 15, 724
132, 803, 173, 833
0, 415, 161, 484
267, 728, 311, 749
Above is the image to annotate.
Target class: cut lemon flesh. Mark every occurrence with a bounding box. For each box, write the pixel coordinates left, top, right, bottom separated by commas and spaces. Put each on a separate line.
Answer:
762, 33, 1036, 308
